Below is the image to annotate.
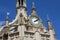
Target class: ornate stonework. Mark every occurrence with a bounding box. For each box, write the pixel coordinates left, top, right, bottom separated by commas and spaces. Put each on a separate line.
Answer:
0, 0, 57, 40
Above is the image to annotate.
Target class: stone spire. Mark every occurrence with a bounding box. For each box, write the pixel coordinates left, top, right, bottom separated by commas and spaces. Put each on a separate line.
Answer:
47, 15, 56, 40
5, 12, 9, 27
31, 2, 37, 16
47, 15, 53, 30
1, 12, 10, 34
16, 0, 26, 8
32, 2, 36, 10
16, 0, 27, 19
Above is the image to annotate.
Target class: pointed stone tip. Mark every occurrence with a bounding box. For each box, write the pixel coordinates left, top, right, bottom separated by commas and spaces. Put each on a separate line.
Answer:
32, 2, 35, 10
47, 14, 50, 21
5, 11, 10, 21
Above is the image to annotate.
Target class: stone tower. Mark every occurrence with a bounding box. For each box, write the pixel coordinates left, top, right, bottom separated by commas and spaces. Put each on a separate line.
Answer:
0, 0, 57, 40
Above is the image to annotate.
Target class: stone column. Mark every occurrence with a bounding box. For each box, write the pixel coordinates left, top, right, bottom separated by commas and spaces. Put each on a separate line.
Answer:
34, 31, 41, 40
49, 30, 54, 40
8, 35, 11, 40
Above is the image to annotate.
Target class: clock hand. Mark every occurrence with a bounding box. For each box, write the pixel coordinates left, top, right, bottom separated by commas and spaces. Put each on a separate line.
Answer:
34, 19, 38, 22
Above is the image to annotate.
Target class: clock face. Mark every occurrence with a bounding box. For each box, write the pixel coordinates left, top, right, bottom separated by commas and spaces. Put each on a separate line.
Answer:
30, 16, 40, 27
32, 17, 39, 24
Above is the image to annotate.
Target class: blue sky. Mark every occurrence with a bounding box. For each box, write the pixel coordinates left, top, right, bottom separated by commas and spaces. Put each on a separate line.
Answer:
0, 0, 60, 40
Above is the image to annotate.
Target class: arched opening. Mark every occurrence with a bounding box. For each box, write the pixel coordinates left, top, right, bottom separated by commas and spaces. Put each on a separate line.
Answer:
3, 34, 8, 40
18, 0, 20, 5
21, 0, 23, 5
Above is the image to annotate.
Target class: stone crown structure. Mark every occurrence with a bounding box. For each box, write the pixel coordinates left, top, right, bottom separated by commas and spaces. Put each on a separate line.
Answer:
0, 0, 57, 40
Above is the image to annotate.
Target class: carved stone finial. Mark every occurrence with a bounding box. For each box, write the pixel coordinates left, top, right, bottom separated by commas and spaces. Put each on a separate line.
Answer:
47, 14, 50, 22
32, 2, 35, 10
5, 12, 10, 27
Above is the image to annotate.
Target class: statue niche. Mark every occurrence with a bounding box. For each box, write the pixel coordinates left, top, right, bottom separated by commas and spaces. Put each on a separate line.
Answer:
3, 34, 8, 40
